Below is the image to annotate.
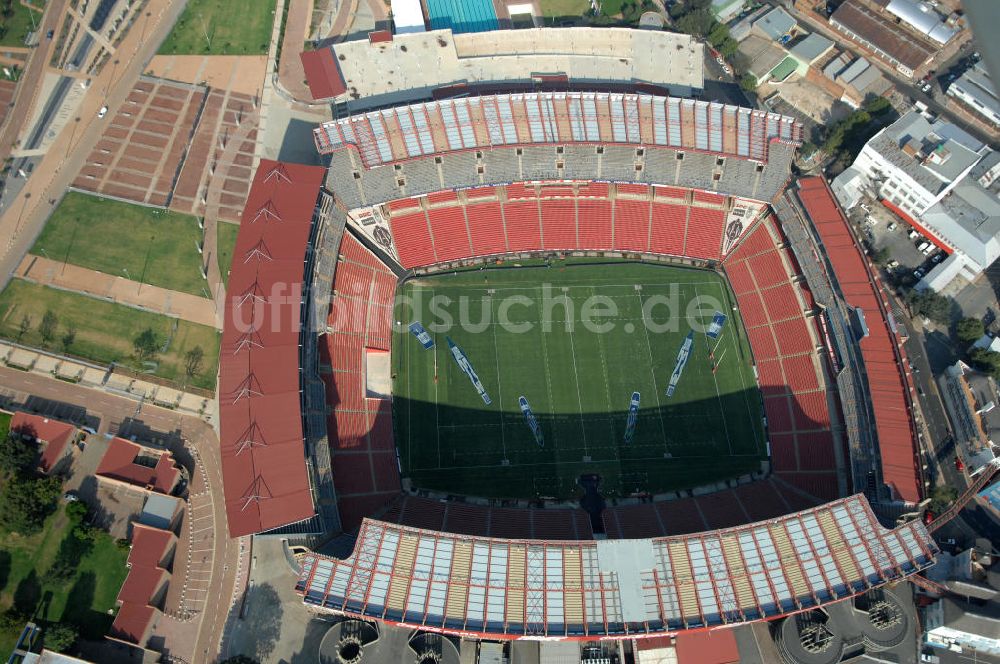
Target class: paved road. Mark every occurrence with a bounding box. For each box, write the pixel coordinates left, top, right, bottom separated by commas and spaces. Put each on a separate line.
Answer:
0, 0, 67, 161
890, 305, 1000, 548
0, 0, 188, 292
0, 365, 237, 661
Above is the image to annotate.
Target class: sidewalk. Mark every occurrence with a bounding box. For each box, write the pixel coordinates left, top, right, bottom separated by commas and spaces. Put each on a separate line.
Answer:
16, 254, 220, 329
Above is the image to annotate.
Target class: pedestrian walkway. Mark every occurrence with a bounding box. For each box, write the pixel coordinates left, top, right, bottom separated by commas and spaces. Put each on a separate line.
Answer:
16, 254, 220, 328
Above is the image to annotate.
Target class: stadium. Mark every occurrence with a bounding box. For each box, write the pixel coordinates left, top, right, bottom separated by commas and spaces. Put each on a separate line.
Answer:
211, 25, 1000, 655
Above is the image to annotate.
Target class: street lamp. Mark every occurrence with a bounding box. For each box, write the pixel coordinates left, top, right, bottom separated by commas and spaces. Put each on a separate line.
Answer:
13, 192, 31, 240
103, 59, 120, 99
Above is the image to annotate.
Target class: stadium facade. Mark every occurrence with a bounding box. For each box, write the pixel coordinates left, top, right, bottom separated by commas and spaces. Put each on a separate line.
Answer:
220, 25, 935, 644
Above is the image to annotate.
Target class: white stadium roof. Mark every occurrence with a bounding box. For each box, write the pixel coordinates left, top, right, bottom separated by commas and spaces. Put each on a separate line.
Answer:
297, 494, 937, 639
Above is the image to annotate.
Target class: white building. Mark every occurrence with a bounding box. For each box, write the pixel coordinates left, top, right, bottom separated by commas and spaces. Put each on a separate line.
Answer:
390, 0, 426, 34
924, 598, 1000, 656
947, 63, 1000, 128
832, 112, 1000, 291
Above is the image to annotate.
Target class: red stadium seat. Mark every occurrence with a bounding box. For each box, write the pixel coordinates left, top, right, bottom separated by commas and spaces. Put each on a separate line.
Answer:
613, 199, 651, 253
684, 207, 725, 260
427, 206, 473, 262
541, 199, 578, 250
389, 211, 436, 268
467, 202, 507, 256
649, 203, 688, 256
577, 199, 613, 249
504, 200, 543, 251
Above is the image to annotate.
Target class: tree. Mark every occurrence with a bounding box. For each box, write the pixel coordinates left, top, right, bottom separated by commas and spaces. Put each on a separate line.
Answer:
674, 9, 714, 36
16, 314, 30, 342
956, 317, 985, 346
969, 347, 1000, 379
0, 476, 62, 535
184, 345, 205, 379
862, 96, 893, 117
133, 328, 159, 363
906, 289, 952, 325
718, 36, 739, 59
871, 246, 891, 264
60, 328, 76, 353
708, 22, 729, 47
38, 310, 58, 347
44, 623, 78, 653
739, 73, 757, 92
65, 500, 87, 523
0, 430, 38, 475
927, 485, 958, 515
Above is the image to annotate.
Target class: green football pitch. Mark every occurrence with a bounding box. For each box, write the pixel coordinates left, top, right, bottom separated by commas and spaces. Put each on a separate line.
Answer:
392, 261, 766, 499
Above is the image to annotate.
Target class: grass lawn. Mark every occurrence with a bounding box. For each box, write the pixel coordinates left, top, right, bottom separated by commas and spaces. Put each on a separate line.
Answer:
538, 0, 592, 19
216, 221, 240, 288
0, 3, 41, 48
158, 0, 275, 55
31, 192, 209, 298
393, 261, 765, 499
0, 504, 129, 654
0, 412, 9, 440
0, 280, 220, 389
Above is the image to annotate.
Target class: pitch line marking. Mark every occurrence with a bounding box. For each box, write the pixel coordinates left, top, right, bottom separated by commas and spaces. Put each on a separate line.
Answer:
716, 281, 765, 455
634, 291, 669, 448
536, 306, 560, 450
433, 339, 441, 468
488, 295, 508, 462
563, 307, 590, 455
410, 451, 761, 472
590, 286, 617, 451
695, 285, 734, 457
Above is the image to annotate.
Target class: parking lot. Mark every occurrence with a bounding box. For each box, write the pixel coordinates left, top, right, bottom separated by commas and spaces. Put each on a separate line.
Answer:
852, 198, 946, 285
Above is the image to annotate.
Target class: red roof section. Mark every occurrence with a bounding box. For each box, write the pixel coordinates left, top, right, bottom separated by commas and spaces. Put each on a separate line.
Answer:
128, 523, 175, 568
117, 565, 166, 605
796, 177, 922, 503
96, 437, 180, 494
300, 48, 347, 100
675, 630, 739, 663
11, 412, 76, 473
219, 160, 326, 537
109, 602, 156, 645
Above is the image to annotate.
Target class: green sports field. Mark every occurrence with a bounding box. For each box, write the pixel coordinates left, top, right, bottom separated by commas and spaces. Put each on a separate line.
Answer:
392, 261, 766, 500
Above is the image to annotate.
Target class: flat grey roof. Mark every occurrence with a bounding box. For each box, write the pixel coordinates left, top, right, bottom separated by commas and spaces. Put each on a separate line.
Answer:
329, 28, 703, 106
753, 6, 796, 40
789, 32, 834, 63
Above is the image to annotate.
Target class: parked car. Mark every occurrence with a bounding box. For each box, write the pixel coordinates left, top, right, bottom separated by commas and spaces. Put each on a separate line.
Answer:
913, 268, 925, 279
887, 259, 900, 269
46, 29, 53, 39
97, 105, 108, 118
921, 83, 932, 93
887, 222, 897, 231
932, 253, 944, 263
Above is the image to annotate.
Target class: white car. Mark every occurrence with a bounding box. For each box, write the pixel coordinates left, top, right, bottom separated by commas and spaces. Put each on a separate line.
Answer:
887, 223, 897, 231
98, 105, 108, 118
921, 83, 932, 93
